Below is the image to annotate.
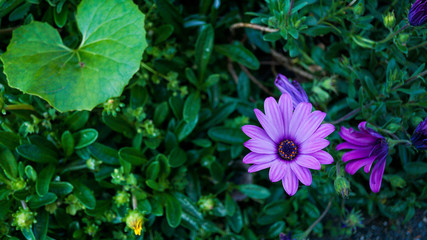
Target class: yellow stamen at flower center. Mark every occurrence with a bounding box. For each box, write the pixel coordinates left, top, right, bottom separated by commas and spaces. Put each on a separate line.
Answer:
131, 219, 142, 236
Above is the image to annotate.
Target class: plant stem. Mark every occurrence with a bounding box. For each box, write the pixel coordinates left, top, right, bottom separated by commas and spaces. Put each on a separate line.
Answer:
378, 24, 409, 43
239, 64, 274, 95
21, 200, 28, 210
391, 70, 427, 91
230, 23, 278, 33
304, 197, 333, 238
140, 62, 169, 80
408, 42, 427, 51
5, 104, 36, 111
132, 194, 138, 210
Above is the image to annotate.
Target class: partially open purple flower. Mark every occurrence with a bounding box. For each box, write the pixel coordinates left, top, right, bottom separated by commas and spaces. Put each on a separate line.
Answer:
275, 74, 309, 108
411, 118, 427, 150
409, 0, 427, 26
242, 94, 334, 196
336, 122, 389, 193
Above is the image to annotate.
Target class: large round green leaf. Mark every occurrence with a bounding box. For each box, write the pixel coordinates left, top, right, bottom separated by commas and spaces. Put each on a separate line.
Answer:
1, 0, 147, 112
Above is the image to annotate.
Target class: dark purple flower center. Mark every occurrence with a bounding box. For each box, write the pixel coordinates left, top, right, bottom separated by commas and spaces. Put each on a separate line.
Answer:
278, 140, 298, 160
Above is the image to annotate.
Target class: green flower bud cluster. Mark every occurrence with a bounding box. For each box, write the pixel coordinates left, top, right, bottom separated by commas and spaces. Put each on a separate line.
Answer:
12, 208, 36, 229
197, 195, 215, 214
111, 168, 126, 185
344, 209, 364, 231
11, 178, 26, 191
383, 11, 396, 29
103, 98, 125, 117
114, 190, 130, 207
65, 194, 85, 215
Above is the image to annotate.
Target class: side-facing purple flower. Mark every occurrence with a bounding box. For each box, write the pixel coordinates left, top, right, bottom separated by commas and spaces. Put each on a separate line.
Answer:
411, 118, 427, 150
275, 74, 309, 108
409, 0, 427, 26
242, 93, 334, 196
336, 122, 389, 193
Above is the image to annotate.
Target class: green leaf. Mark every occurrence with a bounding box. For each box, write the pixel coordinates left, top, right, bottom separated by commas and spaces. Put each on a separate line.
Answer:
155, 24, 174, 44
237, 184, 271, 199
118, 147, 147, 166
21, 228, 36, 240
73, 128, 98, 149
168, 147, 187, 168
53, 4, 68, 28
227, 205, 243, 233
215, 43, 259, 70
208, 127, 247, 144
153, 101, 169, 126
195, 24, 214, 80
49, 182, 74, 195
88, 143, 120, 165
36, 165, 56, 197
405, 162, 427, 175
28, 193, 57, 209
0, 145, 18, 179
183, 93, 201, 123
165, 194, 182, 228
1, 0, 147, 111
0, 131, 20, 150
61, 131, 74, 157
16, 144, 58, 164
304, 202, 320, 218
72, 182, 96, 210
64, 111, 89, 131
33, 210, 49, 240
25, 165, 37, 182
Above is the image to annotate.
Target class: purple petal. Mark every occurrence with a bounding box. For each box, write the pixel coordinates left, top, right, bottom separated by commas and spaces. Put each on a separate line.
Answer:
345, 156, 376, 175
248, 162, 271, 173
254, 109, 281, 144
311, 123, 335, 139
241, 125, 275, 143
290, 162, 312, 186
342, 148, 372, 162
339, 126, 377, 146
311, 150, 334, 164
269, 160, 286, 182
289, 102, 312, 140
299, 139, 330, 154
336, 142, 362, 150
369, 156, 387, 193
282, 163, 299, 196
264, 97, 285, 141
243, 152, 278, 164
244, 139, 277, 154
275, 74, 309, 108
294, 110, 326, 144
278, 93, 293, 138
295, 154, 321, 170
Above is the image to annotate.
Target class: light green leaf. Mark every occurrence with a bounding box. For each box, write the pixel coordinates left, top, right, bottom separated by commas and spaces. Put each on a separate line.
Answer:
1, 0, 147, 111
36, 165, 56, 197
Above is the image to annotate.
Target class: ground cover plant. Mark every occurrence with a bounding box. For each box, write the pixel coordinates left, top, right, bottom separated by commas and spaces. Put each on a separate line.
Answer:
0, 0, 426, 239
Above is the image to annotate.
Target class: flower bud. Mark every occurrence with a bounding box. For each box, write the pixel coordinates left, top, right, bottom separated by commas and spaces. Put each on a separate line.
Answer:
12, 208, 37, 229
275, 74, 309, 108
383, 11, 396, 29
334, 177, 350, 198
114, 191, 130, 207
398, 33, 410, 45
125, 210, 144, 236
11, 178, 26, 191
197, 195, 215, 214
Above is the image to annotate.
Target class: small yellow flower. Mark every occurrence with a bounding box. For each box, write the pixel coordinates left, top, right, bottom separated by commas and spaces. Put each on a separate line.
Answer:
131, 219, 142, 236
125, 210, 144, 236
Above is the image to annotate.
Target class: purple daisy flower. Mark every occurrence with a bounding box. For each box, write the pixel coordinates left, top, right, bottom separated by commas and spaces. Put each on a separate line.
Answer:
275, 74, 309, 108
242, 94, 335, 196
336, 122, 389, 193
409, 0, 427, 26
411, 118, 427, 150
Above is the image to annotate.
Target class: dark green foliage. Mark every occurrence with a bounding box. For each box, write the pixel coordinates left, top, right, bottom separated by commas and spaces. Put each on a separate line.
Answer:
0, 0, 426, 239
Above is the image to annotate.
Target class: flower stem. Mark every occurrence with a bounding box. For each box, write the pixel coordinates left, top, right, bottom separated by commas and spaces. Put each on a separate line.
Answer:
21, 200, 28, 210
303, 197, 333, 238
378, 24, 409, 43
408, 41, 427, 51
140, 62, 169, 80
132, 194, 138, 210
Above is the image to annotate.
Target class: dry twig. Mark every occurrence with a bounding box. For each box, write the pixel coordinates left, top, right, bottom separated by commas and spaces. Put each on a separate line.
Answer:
239, 64, 274, 95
